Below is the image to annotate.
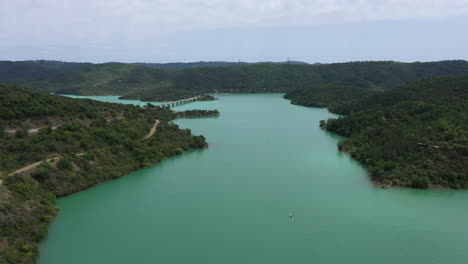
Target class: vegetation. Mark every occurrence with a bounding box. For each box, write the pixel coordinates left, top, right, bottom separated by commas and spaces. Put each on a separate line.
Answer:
176, 110, 220, 118
0, 85, 208, 264
0, 84, 138, 124
2, 60, 468, 190
319, 76, 468, 189
119, 87, 197, 102
16, 63, 166, 96
136, 61, 249, 70
284, 84, 380, 113
197, 95, 216, 101
0, 60, 251, 82
0, 60, 89, 82
6, 60, 468, 101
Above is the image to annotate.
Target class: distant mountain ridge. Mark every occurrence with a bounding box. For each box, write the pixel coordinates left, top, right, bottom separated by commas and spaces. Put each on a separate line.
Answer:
0, 60, 311, 82
2, 59, 468, 101
134, 61, 249, 69
0, 60, 91, 81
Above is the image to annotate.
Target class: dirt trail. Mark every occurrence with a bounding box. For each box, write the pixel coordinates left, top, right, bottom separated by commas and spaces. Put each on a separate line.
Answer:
1, 118, 154, 185
5, 112, 125, 135
9, 160, 53, 176
0, 153, 87, 185
2, 119, 157, 184
144, 120, 160, 139
0, 157, 58, 185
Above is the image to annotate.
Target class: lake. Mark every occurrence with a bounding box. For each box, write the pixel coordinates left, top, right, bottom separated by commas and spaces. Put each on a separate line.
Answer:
39, 94, 468, 264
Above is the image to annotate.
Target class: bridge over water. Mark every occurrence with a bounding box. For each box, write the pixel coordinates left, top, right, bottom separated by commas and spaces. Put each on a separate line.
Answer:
157, 96, 200, 108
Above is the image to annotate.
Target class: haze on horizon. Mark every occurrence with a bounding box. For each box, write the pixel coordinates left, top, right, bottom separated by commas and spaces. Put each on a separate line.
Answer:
1, 0, 468, 63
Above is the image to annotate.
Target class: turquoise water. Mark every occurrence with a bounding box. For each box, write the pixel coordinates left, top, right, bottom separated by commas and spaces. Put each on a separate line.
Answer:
39, 94, 468, 264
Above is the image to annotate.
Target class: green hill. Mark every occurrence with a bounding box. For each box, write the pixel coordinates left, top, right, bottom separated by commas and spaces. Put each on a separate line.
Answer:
0, 60, 89, 81
320, 76, 468, 189
15, 63, 146, 94
159, 60, 468, 95
0, 85, 207, 264
7, 60, 468, 101
135, 61, 249, 69
283, 84, 381, 113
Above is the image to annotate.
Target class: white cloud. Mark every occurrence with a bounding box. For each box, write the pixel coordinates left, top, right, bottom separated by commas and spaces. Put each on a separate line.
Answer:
2, 0, 468, 37
0, 0, 467, 61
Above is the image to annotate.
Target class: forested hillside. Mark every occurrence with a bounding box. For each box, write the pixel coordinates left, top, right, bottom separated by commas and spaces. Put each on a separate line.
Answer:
12, 63, 159, 95
0, 60, 249, 82
6, 60, 468, 101
136, 61, 249, 69
137, 60, 308, 69
0, 85, 133, 122
320, 76, 468, 189
0, 85, 208, 264
0, 61, 89, 82
120, 60, 468, 99
283, 84, 380, 113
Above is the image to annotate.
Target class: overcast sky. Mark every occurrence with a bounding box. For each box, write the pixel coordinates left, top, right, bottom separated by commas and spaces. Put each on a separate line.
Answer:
1, 0, 468, 63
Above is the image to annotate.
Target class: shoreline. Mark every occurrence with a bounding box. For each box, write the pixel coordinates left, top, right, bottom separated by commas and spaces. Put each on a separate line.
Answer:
0, 135, 209, 263
52, 145, 208, 199
372, 180, 452, 191
283, 97, 462, 191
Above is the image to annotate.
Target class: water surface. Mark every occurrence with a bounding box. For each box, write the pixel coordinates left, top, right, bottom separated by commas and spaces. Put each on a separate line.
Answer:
39, 94, 468, 264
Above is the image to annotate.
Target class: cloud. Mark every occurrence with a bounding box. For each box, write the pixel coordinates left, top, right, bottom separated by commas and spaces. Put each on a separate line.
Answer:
2, 1, 468, 37
0, 0, 467, 62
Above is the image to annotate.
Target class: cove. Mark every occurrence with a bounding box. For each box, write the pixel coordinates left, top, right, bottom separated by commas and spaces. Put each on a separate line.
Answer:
39, 94, 468, 264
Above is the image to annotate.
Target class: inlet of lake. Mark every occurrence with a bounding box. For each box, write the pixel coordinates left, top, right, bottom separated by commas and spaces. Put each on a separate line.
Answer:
39, 94, 468, 264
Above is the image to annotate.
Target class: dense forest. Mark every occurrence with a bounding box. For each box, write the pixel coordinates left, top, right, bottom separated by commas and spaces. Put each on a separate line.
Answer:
4, 60, 468, 101
0, 61, 90, 82
136, 60, 308, 69
0, 85, 209, 264
14, 63, 165, 96
0, 60, 259, 82
197, 95, 216, 101
284, 84, 380, 113
319, 76, 468, 189
176, 109, 220, 118
136, 61, 250, 69
0, 85, 140, 126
